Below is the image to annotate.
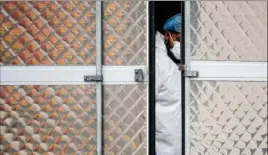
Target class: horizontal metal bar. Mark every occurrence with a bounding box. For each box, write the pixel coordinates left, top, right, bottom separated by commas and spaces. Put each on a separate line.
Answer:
190, 61, 267, 81
0, 66, 147, 85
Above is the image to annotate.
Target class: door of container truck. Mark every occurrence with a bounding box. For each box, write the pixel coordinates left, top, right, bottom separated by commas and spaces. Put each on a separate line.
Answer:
183, 1, 267, 155
1, 1, 267, 155
1, 1, 148, 155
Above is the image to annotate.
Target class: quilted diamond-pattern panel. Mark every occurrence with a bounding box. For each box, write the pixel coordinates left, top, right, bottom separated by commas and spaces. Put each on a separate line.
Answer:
104, 85, 147, 155
0, 85, 97, 154
190, 1, 267, 61
103, 1, 147, 65
190, 81, 267, 155
0, 1, 96, 65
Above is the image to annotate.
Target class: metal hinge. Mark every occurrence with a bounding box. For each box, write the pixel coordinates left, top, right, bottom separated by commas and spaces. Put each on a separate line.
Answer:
183, 70, 199, 78
135, 69, 144, 83
84, 75, 103, 82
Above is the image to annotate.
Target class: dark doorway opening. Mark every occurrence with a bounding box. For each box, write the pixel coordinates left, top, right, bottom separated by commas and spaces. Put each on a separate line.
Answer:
150, 1, 185, 155
155, 2, 182, 34
155, 1, 182, 64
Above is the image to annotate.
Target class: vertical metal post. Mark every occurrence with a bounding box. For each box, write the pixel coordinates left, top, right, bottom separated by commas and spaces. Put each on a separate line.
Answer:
184, 1, 191, 155
148, 2, 156, 155
181, 2, 186, 155
146, 2, 149, 155
96, 1, 103, 155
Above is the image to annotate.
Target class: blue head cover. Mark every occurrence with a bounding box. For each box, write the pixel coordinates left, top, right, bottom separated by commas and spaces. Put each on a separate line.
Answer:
163, 14, 182, 33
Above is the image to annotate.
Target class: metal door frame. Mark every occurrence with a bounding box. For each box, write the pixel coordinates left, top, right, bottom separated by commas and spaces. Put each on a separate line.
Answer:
148, 1, 156, 155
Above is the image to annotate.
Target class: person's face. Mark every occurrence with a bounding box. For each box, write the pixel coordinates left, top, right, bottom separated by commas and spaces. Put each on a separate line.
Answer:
171, 32, 180, 42
168, 32, 181, 48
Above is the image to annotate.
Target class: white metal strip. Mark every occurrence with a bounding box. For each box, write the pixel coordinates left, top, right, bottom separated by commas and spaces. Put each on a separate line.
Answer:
184, 2, 191, 155
0, 66, 147, 85
146, 2, 149, 155
190, 61, 267, 81
96, 2, 103, 155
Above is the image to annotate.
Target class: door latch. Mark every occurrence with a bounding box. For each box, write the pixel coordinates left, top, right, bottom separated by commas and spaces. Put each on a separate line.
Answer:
183, 71, 199, 78
84, 75, 103, 82
135, 69, 144, 83
180, 65, 199, 78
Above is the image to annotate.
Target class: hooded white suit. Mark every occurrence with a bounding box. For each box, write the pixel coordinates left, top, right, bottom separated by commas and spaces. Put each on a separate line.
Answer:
155, 31, 181, 155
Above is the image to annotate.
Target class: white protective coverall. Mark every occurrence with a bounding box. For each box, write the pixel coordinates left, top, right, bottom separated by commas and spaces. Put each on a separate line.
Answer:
155, 31, 181, 155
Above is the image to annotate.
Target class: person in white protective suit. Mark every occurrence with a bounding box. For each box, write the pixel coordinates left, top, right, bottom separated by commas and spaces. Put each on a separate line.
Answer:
155, 14, 182, 155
